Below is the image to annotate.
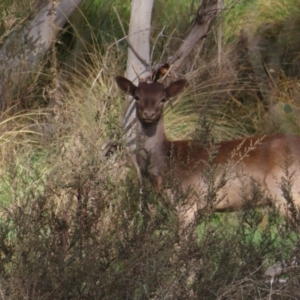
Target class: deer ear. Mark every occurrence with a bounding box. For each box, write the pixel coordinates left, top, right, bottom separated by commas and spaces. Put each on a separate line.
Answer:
165, 79, 188, 98
115, 76, 136, 95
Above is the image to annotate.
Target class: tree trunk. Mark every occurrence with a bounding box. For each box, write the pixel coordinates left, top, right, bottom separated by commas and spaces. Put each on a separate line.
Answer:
122, 0, 154, 150
0, 0, 83, 108
125, 0, 153, 82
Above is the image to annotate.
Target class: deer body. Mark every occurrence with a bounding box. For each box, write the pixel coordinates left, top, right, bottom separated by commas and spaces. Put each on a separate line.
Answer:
116, 76, 300, 227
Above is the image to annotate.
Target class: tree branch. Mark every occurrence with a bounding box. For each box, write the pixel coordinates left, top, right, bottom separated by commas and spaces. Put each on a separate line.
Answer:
168, 0, 219, 72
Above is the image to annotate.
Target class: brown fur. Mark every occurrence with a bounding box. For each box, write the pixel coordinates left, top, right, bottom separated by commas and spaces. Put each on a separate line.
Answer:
116, 76, 300, 229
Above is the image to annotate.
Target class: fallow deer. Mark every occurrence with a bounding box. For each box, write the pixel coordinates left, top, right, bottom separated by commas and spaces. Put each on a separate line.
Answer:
115, 76, 300, 230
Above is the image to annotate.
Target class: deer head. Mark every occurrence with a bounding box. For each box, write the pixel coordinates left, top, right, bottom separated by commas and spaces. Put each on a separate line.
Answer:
115, 76, 187, 124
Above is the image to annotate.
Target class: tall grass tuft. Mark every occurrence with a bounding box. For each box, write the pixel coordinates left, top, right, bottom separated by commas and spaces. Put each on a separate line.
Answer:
0, 0, 299, 298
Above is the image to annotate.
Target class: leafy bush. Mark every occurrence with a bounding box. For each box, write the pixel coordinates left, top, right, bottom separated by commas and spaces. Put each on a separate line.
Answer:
0, 0, 300, 299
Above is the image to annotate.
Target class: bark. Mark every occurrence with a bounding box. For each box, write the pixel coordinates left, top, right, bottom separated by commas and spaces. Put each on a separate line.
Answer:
0, 0, 83, 108
168, 0, 220, 73
125, 0, 153, 82
122, 0, 154, 150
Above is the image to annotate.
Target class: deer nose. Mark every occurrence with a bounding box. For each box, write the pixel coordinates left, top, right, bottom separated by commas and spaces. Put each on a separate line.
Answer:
143, 110, 155, 119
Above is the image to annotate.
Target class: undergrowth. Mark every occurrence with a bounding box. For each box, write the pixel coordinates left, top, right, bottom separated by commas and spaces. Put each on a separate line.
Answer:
0, 0, 299, 299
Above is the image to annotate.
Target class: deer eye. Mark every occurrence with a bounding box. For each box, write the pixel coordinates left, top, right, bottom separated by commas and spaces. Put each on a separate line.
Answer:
161, 98, 166, 103
134, 96, 140, 101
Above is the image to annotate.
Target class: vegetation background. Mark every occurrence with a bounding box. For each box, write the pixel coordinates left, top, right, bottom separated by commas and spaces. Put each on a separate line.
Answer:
0, 0, 300, 298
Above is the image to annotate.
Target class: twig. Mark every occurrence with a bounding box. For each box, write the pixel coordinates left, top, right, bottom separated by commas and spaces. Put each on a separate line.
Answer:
113, 6, 150, 70
150, 26, 166, 63
217, 0, 223, 68
132, 64, 143, 81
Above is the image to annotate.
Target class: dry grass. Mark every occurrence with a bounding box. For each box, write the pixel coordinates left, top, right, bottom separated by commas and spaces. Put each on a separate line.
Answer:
0, 0, 300, 298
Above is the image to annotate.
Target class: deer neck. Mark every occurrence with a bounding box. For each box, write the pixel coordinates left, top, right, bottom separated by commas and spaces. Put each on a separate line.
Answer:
136, 117, 170, 177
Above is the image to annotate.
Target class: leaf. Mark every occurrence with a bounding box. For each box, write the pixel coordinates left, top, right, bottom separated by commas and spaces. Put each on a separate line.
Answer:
283, 104, 293, 113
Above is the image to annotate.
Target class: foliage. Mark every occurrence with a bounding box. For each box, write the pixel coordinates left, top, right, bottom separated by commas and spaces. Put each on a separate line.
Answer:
0, 0, 300, 298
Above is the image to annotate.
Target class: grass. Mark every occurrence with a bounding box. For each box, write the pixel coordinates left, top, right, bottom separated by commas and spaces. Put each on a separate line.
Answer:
223, 0, 300, 43
0, 0, 299, 298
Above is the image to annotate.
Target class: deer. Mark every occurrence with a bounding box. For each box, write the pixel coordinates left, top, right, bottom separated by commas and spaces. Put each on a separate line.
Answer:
115, 75, 300, 231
